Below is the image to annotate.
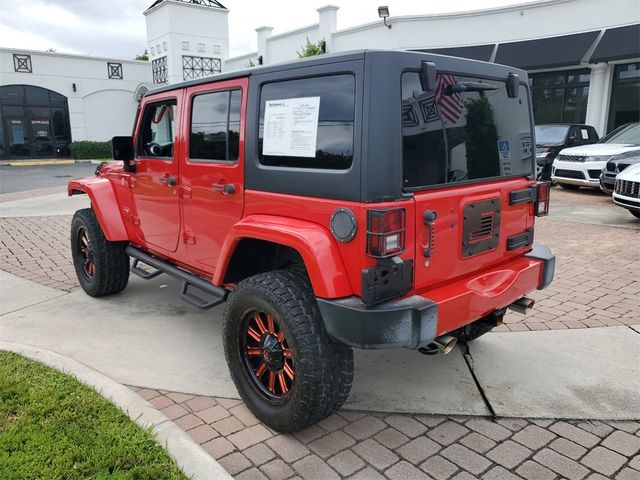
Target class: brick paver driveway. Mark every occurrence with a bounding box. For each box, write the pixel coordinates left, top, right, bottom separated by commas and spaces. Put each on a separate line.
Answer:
1, 185, 639, 479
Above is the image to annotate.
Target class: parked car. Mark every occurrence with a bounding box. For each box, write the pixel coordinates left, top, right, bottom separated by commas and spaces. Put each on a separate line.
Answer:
535, 124, 598, 181
613, 162, 640, 219
68, 50, 554, 432
552, 123, 640, 189
599, 150, 640, 194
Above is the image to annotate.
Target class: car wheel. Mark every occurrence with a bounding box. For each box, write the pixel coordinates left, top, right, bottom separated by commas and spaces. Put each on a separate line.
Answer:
630, 210, 640, 219
71, 208, 130, 297
559, 183, 580, 190
223, 270, 353, 432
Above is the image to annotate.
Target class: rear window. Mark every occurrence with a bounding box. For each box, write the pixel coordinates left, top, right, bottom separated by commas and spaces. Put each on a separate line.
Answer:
402, 72, 534, 189
258, 74, 355, 170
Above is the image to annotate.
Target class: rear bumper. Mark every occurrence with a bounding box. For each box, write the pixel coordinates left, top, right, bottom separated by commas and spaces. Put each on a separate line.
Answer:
317, 244, 555, 350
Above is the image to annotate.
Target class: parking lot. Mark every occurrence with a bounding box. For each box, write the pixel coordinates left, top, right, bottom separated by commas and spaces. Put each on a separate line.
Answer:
1, 175, 639, 480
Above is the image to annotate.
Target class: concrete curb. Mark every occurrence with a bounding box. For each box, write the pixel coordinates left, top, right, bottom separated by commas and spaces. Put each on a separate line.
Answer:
0, 341, 233, 480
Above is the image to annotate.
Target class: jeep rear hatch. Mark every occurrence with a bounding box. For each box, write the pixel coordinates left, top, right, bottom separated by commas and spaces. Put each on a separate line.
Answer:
401, 71, 537, 297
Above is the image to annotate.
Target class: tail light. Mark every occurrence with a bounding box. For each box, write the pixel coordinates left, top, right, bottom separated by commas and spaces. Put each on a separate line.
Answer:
367, 208, 406, 258
536, 181, 550, 216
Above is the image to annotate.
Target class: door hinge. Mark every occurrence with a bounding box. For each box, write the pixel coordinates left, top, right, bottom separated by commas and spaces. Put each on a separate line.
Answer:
509, 186, 536, 205
183, 232, 196, 245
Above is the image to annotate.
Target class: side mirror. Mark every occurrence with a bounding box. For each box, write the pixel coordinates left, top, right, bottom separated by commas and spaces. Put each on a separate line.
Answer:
112, 136, 136, 172
419, 61, 437, 92
567, 136, 578, 145
507, 72, 520, 99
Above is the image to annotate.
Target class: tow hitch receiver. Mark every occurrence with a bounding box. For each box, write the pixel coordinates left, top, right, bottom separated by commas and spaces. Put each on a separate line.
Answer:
508, 297, 535, 315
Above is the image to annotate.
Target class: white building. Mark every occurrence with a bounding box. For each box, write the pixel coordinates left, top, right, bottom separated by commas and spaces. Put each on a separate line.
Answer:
0, 0, 638, 160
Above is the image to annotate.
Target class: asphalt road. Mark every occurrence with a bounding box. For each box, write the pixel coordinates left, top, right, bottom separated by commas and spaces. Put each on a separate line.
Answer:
0, 163, 97, 194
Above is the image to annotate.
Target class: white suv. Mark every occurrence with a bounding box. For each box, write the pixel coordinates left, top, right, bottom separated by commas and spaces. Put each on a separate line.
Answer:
613, 162, 640, 219
552, 123, 640, 190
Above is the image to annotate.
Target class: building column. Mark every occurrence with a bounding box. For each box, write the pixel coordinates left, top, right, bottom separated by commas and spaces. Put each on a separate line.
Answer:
255, 26, 273, 65
317, 5, 339, 53
585, 63, 613, 136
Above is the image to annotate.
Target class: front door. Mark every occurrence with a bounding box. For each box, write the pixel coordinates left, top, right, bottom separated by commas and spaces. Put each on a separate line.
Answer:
180, 78, 248, 271
131, 96, 182, 253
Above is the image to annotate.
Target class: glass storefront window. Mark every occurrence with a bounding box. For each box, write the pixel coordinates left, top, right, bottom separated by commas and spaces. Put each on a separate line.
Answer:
608, 62, 640, 132
530, 69, 590, 124
0, 85, 71, 159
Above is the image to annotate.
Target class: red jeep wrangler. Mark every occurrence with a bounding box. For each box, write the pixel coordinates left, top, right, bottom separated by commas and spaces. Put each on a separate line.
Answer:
69, 50, 554, 432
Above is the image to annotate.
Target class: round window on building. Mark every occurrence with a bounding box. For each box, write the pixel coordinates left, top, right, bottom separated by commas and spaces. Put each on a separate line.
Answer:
0, 85, 72, 160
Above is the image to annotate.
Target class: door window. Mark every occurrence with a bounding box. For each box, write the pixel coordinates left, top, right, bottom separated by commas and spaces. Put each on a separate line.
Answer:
138, 100, 176, 159
189, 89, 241, 162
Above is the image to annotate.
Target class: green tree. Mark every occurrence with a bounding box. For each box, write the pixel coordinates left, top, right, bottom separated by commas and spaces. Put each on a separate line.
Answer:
464, 96, 500, 179
135, 49, 149, 61
297, 38, 326, 58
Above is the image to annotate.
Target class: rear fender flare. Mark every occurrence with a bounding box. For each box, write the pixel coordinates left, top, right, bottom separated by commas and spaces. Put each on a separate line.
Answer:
215, 215, 353, 298
68, 178, 128, 241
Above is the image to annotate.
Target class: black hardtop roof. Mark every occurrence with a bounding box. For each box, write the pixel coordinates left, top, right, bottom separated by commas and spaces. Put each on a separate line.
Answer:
146, 49, 527, 96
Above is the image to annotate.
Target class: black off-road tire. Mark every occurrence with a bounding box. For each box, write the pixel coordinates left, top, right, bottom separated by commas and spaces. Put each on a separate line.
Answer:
71, 208, 130, 297
223, 270, 353, 432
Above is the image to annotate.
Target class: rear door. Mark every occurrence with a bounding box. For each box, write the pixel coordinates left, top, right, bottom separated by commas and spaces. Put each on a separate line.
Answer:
131, 95, 182, 252
401, 72, 535, 292
180, 78, 248, 271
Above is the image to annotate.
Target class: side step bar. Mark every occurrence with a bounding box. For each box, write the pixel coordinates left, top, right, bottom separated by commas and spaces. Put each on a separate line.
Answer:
126, 246, 227, 309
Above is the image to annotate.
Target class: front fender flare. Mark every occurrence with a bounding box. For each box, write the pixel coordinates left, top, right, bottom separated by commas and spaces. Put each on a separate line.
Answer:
68, 178, 128, 241
215, 215, 353, 298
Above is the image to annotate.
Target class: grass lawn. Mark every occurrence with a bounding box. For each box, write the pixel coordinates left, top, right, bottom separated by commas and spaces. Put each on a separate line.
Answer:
0, 351, 188, 480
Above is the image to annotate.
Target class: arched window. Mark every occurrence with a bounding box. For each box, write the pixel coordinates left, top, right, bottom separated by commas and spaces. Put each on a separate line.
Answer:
0, 85, 71, 159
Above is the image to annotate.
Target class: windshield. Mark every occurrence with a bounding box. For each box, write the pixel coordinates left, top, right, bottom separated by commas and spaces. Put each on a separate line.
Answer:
535, 125, 569, 145
599, 123, 640, 145
402, 73, 534, 189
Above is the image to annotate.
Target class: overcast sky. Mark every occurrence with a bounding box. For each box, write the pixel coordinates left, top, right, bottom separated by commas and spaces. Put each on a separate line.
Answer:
0, 0, 541, 59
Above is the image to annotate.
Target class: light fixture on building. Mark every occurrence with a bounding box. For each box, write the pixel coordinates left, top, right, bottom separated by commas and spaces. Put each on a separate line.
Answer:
378, 6, 391, 29
257, 55, 263, 65
72, 83, 77, 92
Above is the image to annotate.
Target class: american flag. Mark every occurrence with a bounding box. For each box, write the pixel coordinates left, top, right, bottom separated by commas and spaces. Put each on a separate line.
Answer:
434, 74, 463, 124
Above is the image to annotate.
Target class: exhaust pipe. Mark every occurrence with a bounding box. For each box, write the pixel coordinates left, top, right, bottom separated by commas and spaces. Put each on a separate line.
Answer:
508, 297, 535, 315
418, 334, 458, 356
432, 334, 457, 355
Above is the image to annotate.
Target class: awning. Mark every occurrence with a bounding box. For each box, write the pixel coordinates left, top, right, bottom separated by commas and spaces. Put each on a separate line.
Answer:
415, 44, 495, 62
590, 24, 640, 63
495, 31, 600, 70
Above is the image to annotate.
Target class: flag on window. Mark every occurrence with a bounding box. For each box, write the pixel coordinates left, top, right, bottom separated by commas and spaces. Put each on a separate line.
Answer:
435, 74, 463, 124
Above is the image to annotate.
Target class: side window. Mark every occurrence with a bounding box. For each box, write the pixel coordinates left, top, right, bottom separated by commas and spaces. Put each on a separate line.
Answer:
258, 74, 355, 170
189, 89, 242, 162
589, 127, 599, 141
138, 100, 176, 158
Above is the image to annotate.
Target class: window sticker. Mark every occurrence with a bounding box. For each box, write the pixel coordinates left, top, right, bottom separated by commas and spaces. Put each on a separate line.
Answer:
497, 139, 511, 161
520, 135, 533, 158
263, 97, 320, 158
581, 128, 589, 139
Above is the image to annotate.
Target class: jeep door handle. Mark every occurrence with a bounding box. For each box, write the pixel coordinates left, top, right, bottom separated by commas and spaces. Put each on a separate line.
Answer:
212, 183, 236, 195
159, 175, 177, 187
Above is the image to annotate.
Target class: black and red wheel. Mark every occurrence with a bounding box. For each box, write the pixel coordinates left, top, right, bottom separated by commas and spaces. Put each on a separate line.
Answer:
223, 270, 353, 432
71, 208, 130, 297
241, 310, 295, 399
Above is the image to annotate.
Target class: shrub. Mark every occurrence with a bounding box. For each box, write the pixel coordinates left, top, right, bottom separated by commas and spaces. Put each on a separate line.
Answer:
70, 141, 112, 160
297, 38, 326, 58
